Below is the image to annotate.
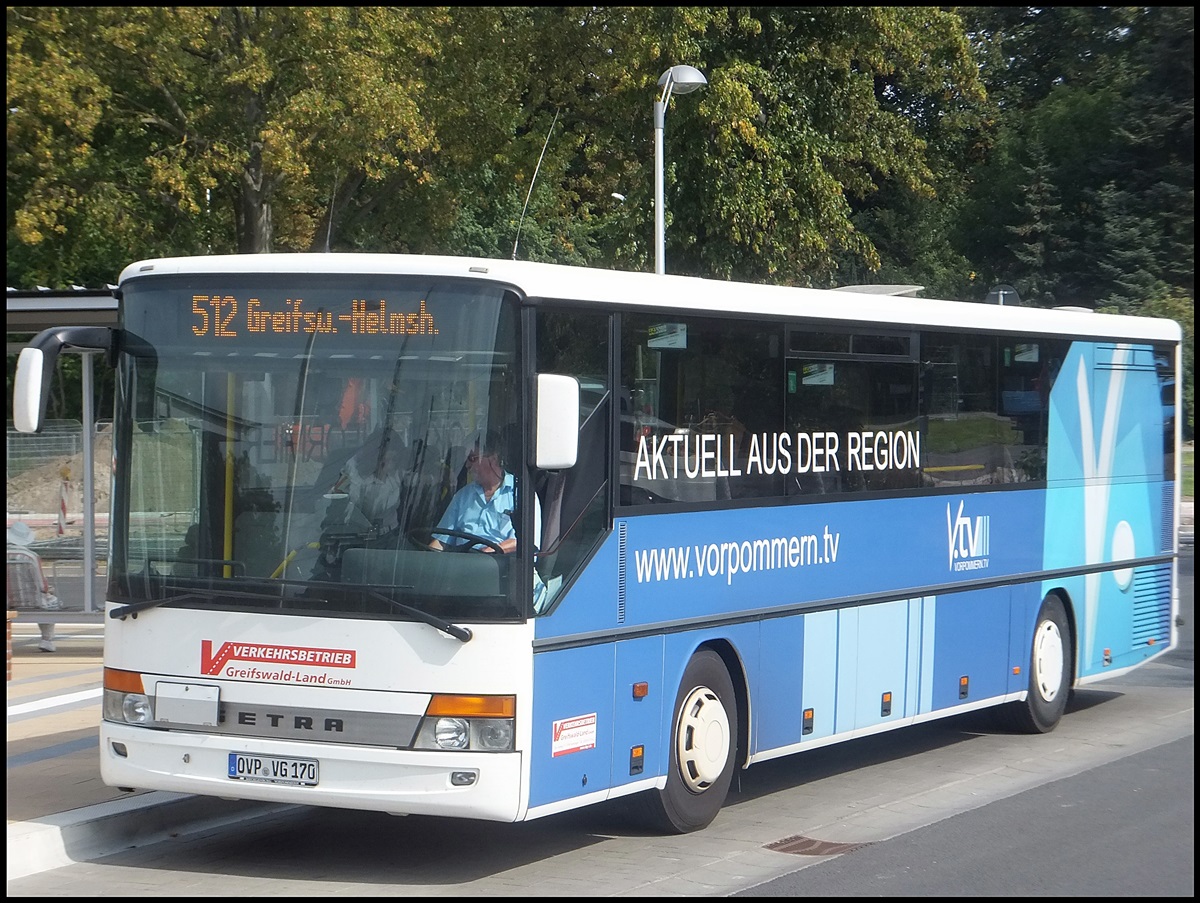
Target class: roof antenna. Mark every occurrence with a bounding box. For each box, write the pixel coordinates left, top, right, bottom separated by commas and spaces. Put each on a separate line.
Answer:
512, 107, 560, 260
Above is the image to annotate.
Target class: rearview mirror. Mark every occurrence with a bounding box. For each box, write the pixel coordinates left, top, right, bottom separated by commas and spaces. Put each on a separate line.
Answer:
535, 374, 579, 470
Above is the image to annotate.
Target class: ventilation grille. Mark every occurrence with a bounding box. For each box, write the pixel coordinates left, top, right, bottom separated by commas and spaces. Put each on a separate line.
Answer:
617, 521, 627, 623
1161, 483, 1175, 552
1131, 563, 1172, 646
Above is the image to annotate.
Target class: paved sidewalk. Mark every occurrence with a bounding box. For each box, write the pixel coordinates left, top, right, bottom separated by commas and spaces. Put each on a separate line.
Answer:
7, 626, 128, 823
6, 623, 282, 882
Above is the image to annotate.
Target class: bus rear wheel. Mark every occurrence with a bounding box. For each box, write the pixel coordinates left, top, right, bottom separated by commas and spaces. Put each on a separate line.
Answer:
995, 594, 1072, 734
637, 648, 737, 834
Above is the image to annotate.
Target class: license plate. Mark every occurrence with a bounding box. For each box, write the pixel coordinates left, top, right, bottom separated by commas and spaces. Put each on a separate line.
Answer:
228, 752, 319, 786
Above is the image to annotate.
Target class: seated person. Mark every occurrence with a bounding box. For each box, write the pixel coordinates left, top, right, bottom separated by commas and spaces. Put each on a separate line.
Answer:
323, 427, 407, 534
429, 429, 540, 554
427, 430, 553, 612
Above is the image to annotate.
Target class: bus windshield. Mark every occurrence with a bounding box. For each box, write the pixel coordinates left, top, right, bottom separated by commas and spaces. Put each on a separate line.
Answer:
108, 273, 526, 622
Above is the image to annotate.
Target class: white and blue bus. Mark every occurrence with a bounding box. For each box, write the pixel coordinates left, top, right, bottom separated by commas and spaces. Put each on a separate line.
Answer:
12, 254, 1182, 833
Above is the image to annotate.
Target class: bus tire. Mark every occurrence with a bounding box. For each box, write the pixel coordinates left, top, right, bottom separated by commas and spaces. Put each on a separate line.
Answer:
638, 648, 737, 834
995, 594, 1072, 734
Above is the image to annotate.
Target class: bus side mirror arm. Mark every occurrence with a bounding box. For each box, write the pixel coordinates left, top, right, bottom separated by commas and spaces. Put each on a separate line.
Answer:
534, 374, 579, 470
13, 326, 117, 433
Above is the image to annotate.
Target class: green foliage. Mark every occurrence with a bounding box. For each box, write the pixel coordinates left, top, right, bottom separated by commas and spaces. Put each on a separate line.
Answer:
956, 7, 1193, 310
669, 7, 988, 285
7, 5, 446, 276
6, 5, 1194, 435
6, 6, 988, 284
1006, 139, 1064, 305
1141, 290, 1195, 438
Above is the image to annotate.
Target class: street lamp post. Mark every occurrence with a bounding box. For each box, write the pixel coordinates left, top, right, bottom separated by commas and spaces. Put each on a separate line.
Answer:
654, 64, 707, 275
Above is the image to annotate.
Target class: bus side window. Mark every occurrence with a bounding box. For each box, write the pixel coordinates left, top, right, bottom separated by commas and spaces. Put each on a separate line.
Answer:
922, 333, 1004, 486
534, 307, 611, 612
620, 314, 784, 504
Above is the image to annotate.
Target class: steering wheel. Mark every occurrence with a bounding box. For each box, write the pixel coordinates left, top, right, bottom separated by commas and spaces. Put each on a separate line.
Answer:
407, 527, 506, 555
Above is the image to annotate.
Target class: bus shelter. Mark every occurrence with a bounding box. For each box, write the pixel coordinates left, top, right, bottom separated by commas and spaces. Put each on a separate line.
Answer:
7, 287, 118, 621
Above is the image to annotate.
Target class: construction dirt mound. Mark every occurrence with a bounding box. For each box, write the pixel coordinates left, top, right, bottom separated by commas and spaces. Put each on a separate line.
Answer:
7, 433, 112, 543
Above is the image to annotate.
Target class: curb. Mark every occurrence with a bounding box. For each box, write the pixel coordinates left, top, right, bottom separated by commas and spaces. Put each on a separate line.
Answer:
7, 792, 293, 881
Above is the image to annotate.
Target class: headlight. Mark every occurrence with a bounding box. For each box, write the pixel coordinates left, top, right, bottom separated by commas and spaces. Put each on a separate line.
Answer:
471, 718, 514, 751
434, 717, 470, 749
413, 695, 515, 751
102, 668, 154, 725
103, 689, 153, 724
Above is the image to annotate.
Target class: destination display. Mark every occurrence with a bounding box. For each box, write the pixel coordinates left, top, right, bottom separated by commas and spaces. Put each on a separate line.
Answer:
191, 295, 440, 338
120, 274, 511, 353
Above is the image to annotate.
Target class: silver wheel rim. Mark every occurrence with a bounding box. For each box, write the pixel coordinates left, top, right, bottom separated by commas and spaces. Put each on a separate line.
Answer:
675, 685, 730, 793
1032, 618, 1064, 703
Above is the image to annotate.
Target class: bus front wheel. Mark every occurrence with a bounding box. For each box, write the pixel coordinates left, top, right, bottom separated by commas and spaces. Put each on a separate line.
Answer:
638, 648, 737, 834
995, 594, 1072, 734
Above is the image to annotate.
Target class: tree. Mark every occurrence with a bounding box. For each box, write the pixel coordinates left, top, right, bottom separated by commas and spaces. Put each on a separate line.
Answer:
8, 7, 989, 288
1142, 289, 1195, 438
1006, 139, 1063, 306
7, 6, 445, 279
6, 6, 1192, 436
330, 6, 672, 266
956, 6, 1193, 312
664, 7, 988, 285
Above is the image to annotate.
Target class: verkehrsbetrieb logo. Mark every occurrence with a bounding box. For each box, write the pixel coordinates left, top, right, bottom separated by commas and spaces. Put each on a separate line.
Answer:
947, 501, 990, 572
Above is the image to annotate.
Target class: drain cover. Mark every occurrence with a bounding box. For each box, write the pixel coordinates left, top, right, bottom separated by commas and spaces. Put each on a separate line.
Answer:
765, 834, 872, 856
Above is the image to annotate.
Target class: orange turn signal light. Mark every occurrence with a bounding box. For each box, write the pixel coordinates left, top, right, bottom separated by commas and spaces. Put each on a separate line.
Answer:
103, 668, 145, 694
425, 694, 515, 718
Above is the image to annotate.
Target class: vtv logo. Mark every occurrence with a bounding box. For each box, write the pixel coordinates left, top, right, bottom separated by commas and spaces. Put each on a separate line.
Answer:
947, 501, 990, 571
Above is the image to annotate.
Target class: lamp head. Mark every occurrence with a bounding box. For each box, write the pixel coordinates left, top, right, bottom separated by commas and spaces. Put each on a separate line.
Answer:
658, 65, 707, 95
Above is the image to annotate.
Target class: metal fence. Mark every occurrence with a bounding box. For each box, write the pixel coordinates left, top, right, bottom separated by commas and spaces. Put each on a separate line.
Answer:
5, 419, 88, 480
7, 419, 110, 617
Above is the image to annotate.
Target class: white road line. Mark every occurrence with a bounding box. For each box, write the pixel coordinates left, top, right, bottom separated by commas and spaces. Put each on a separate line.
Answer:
7, 688, 103, 717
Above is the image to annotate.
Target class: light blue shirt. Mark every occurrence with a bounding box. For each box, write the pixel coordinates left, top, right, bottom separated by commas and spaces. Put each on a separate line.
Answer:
433, 471, 547, 610
434, 471, 539, 549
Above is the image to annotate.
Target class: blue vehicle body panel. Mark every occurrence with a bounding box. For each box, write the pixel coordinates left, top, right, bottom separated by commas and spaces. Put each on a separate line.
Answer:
528, 341, 1174, 812
1043, 342, 1172, 676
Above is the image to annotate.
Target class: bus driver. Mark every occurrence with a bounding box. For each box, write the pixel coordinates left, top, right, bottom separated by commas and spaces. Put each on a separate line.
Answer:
427, 429, 540, 554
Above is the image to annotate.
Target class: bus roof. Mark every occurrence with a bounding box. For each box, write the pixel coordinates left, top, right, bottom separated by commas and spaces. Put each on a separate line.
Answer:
118, 253, 1182, 344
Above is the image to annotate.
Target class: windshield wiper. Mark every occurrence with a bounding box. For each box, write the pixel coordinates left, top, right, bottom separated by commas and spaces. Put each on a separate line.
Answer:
298, 578, 472, 643
109, 579, 472, 644
109, 585, 301, 620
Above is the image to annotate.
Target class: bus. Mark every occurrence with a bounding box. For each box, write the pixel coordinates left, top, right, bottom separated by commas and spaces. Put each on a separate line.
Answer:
12, 253, 1183, 833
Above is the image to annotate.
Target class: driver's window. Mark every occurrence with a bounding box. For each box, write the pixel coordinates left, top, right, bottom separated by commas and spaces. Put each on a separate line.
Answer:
534, 307, 611, 613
